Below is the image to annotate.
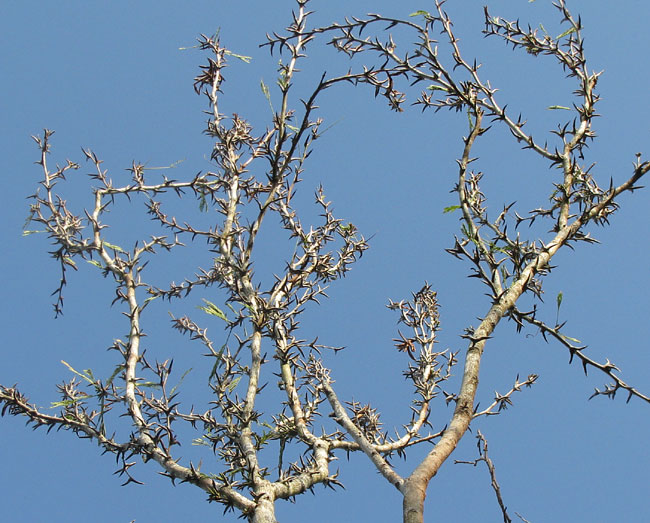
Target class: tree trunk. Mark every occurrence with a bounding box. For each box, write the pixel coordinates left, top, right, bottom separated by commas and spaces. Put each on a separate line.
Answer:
250, 496, 278, 523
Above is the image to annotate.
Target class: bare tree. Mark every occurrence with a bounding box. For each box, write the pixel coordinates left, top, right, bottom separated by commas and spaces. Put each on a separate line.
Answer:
2, 1, 648, 522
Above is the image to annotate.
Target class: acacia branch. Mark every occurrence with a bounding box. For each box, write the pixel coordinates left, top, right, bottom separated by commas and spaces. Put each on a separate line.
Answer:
456, 431, 515, 523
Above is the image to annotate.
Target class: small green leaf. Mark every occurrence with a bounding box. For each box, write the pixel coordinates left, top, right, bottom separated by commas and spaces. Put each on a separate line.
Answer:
277, 75, 290, 90
86, 260, 103, 268
555, 291, 563, 325
141, 295, 159, 310
443, 205, 461, 214
51, 397, 89, 408
105, 365, 123, 388
409, 10, 431, 18
22, 229, 45, 236
198, 191, 208, 213
547, 105, 571, 111
61, 360, 95, 384
467, 107, 475, 131
257, 431, 274, 446
138, 381, 161, 389
556, 26, 577, 40
224, 49, 252, 63
198, 299, 228, 322
488, 242, 508, 255
227, 376, 242, 393
260, 78, 274, 113
261, 79, 270, 100
426, 85, 449, 92
170, 368, 193, 397
102, 241, 127, 253
23, 213, 34, 231
63, 256, 77, 268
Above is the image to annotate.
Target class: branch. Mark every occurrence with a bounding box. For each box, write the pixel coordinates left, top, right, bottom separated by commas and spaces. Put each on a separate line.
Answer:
511, 308, 650, 403
455, 431, 517, 523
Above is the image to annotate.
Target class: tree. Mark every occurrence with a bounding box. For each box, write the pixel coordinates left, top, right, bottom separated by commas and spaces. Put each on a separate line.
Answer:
2, 1, 649, 522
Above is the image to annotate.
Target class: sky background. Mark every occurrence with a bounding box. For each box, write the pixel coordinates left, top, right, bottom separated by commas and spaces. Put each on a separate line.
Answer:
2, 1, 649, 522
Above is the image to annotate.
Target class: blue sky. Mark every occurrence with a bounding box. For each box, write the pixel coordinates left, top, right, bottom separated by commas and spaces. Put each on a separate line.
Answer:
2, 1, 649, 521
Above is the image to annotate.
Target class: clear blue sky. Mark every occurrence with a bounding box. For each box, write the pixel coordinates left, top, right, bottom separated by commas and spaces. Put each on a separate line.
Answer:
2, 1, 649, 521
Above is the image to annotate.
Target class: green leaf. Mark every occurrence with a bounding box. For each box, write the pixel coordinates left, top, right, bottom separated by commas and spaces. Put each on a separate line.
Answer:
224, 49, 252, 63
547, 105, 571, 111
426, 85, 449, 92
198, 190, 208, 213
138, 381, 161, 389
86, 259, 104, 268
241, 302, 254, 312
51, 397, 89, 408
488, 242, 508, 254
443, 205, 461, 213
198, 299, 229, 322
277, 75, 289, 90
257, 431, 274, 446
260, 78, 274, 113
141, 295, 159, 311
63, 256, 77, 268
170, 368, 193, 397
102, 240, 127, 253
556, 26, 577, 40
227, 376, 242, 393
556, 291, 563, 309
467, 107, 475, 131
61, 360, 95, 384
500, 266, 510, 285
261, 79, 271, 101
409, 10, 431, 17
22, 229, 45, 236
105, 365, 123, 388
22, 212, 35, 231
